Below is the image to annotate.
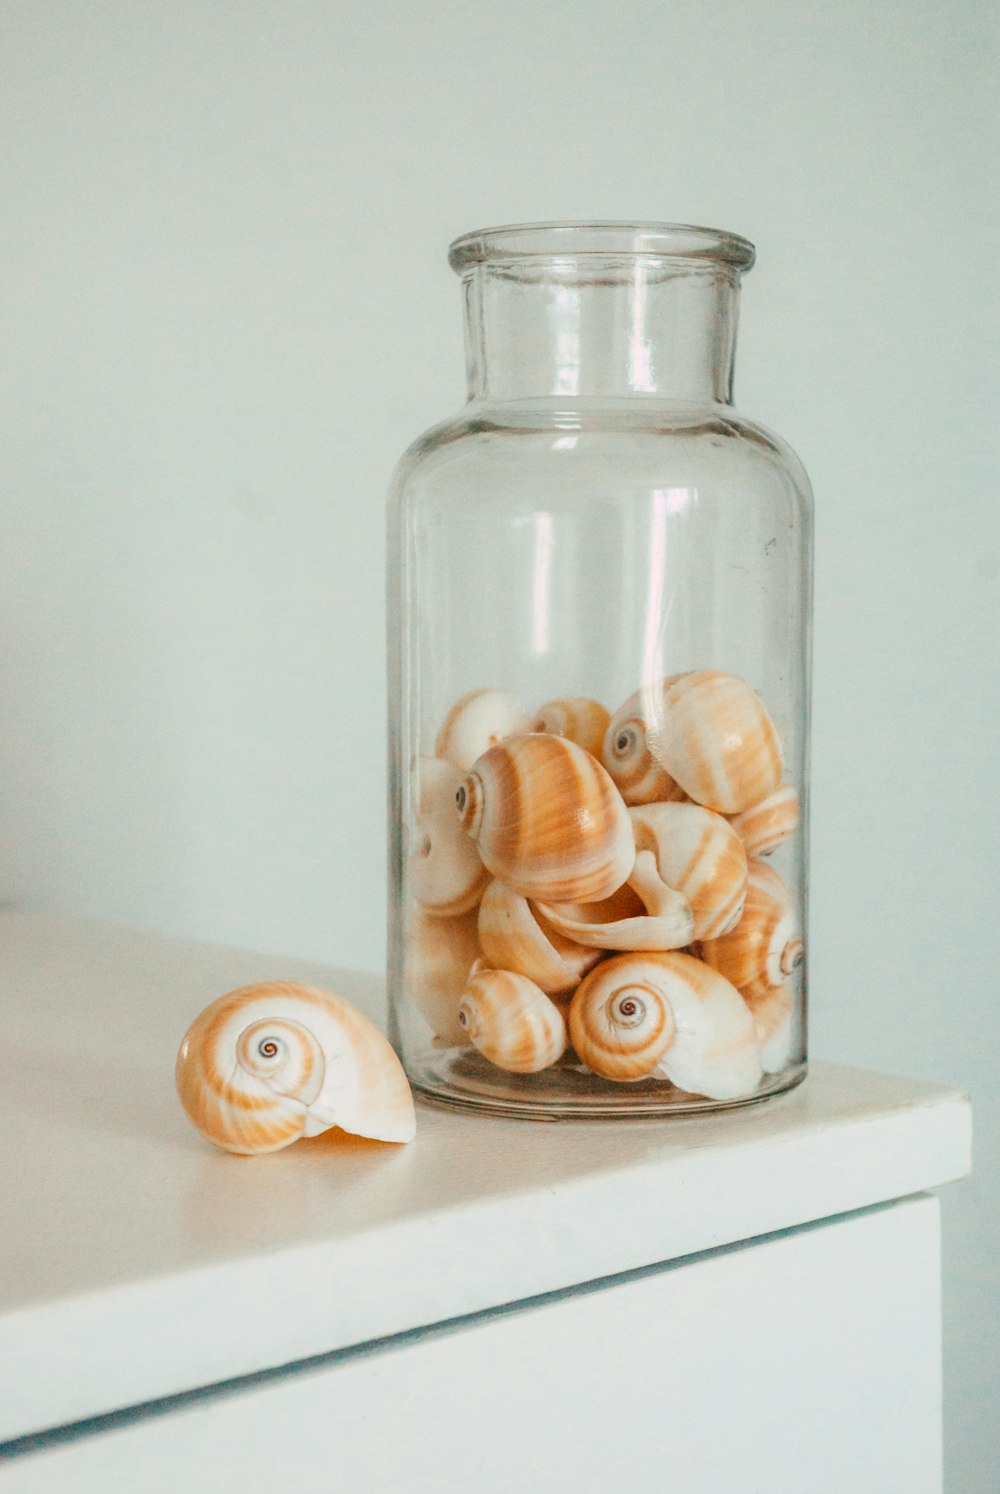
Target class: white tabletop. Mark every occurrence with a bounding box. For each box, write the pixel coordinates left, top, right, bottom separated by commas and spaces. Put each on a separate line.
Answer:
0, 910, 971, 1444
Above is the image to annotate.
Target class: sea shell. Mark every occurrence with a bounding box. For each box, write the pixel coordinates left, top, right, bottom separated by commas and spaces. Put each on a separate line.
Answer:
728, 785, 800, 859
410, 756, 489, 916
457, 733, 634, 903
640, 671, 784, 814
695, 860, 804, 1001
536, 859, 694, 951
629, 801, 748, 939
435, 688, 529, 772
746, 983, 796, 1074
602, 683, 688, 805
458, 967, 567, 1073
176, 982, 416, 1154
570, 951, 762, 1098
530, 696, 611, 759
406, 908, 482, 1044
568, 956, 678, 1079
477, 878, 601, 996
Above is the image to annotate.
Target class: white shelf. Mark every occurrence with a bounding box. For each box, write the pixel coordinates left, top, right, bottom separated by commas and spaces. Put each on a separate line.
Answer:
0, 911, 971, 1445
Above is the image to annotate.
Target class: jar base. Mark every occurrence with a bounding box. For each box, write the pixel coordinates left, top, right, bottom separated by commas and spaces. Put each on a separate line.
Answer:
408, 1051, 808, 1121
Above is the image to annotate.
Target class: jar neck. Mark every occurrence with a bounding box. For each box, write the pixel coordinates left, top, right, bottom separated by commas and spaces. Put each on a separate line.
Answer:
461, 260, 742, 405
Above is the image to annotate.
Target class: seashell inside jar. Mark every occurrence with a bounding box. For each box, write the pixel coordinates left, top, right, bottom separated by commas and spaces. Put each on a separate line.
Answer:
399, 669, 805, 1117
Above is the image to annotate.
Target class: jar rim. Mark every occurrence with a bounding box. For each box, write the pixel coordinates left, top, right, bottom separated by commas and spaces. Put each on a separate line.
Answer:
448, 221, 756, 272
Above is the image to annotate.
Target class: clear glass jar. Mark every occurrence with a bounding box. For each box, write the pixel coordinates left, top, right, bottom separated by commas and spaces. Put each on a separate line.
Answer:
387, 222, 812, 1118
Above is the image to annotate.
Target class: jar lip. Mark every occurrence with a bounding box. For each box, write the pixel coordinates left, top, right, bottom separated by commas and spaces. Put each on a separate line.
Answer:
448, 220, 756, 272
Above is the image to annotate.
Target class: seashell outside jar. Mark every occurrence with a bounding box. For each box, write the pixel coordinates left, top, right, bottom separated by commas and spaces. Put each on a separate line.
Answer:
387, 222, 813, 1117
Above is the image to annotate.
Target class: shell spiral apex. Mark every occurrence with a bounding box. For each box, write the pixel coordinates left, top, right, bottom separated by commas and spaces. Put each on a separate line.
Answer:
176, 982, 416, 1154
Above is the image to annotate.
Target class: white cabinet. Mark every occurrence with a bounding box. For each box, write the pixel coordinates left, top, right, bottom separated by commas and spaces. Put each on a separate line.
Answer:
0, 914, 970, 1492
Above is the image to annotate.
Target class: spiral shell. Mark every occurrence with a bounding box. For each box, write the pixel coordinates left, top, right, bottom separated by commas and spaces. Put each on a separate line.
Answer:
458, 968, 567, 1073
569, 957, 677, 1079
570, 950, 761, 1097
176, 982, 416, 1154
602, 683, 688, 805
728, 785, 800, 859
410, 756, 489, 916
435, 688, 528, 772
536, 861, 693, 951
406, 908, 482, 1044
477, 878, 601, 996
695, 860, 804, 1001
456, 734, 634, 903
746, 983, 796, 1074
629, 801, 748, 940
530, 697, 611, 759
641, 671, 784, 814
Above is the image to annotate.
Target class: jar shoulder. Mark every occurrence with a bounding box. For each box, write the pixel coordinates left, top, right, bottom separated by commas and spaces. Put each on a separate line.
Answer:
388, 403, 814, 512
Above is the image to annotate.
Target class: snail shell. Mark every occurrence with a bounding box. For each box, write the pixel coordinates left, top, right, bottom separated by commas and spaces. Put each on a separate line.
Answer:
477, 878, 601, 996
629, 801, 748, 940
695, 860, 804, 1001
406, 908, 482, 1044
176, 982, 416, 1154
435, 688, 528, 772
602, 683, 688, 805
641, 671, 784, 814
536, 858, 694, 951
410, 756, 489, 916
530, 696, 611, 760
458, 967, 567, 1073
456, 734, 634, 903
569, 956, 678, 1080
745, 982, 796, 1074
728, 785, 800, 859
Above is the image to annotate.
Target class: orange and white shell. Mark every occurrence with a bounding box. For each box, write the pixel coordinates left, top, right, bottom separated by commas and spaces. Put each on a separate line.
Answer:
175, 982, 416, 1154
629, 801, 748, 940
602, 683, 688, 805
648, 952, 763, 1100
477, 878, 601, 996
530, 696, 611, 759
536, 864, 693, 952
406, 908, 482, 1044
695, 860, 804, 1001
568, 956, 678, 1080
456, 734, 634, 903
745, 982, 796, 1074
458, 967, 567, 1073
435, 688, 528, 772
728, 785, 800, 859
641, 671, 784, 814
410, 756, 489, 916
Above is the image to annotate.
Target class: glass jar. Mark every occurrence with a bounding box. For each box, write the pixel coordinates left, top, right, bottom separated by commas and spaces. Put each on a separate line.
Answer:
387, 222, 812, 1118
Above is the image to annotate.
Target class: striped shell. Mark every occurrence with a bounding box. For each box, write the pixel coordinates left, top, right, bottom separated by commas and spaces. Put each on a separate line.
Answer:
695, 860, 804, 1001
568, 956, 678, 1080
602, 683, 688, 805
729, 785, 800, 858
406, 908, 482, 1044
457, 734, 634, 903
536, 862, 693, 951
530, 696, 611, 759
746, 983, 796, 1074
629, 801, 748, 940
643, 671, 784, 814
435, 688, 528, 772
649, 952, 763, 1100
176, 982, 416, 1154
477, 878, 601, 996
410, 757, 489, 916
458, 968, 567, 1073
